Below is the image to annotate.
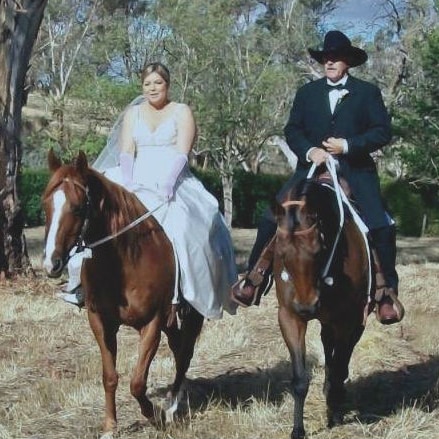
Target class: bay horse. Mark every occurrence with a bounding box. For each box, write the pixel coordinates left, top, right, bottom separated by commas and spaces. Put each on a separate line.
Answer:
42, 150, 204, 437
273, 170, 372, 439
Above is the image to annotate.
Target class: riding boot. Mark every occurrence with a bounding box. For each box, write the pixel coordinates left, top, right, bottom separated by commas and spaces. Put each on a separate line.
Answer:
231, 213, 277, 307
57, 248, 86, 308
369, 225, 404, 324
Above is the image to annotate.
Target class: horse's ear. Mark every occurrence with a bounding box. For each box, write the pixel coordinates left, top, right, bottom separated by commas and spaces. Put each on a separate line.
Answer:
273, 201, 285, 223
48, 148, 62, 173
75, 150, 89, 174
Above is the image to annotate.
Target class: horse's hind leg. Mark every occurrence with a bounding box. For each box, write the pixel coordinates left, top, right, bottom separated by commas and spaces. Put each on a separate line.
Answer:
164, 307, 203, 422
130, 315, 162, 421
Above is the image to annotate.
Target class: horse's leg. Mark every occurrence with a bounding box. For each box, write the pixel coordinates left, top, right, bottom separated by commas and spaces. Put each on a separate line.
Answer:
323, 323, 365, 427
321, 324, 335, 399
130, 314, 162, 421
278, 305, 308, 439
163, 307, 203, 422
88, 310, 119, 436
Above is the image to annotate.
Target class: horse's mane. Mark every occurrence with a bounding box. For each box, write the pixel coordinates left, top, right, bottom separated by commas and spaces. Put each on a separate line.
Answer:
86, 169, 163, 257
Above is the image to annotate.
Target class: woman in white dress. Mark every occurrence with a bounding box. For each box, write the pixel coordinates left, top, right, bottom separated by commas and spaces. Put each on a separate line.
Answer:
59, 62, 237, 319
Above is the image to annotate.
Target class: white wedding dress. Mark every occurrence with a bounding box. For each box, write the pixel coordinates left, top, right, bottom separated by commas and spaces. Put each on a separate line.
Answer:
101, 103, 238, 319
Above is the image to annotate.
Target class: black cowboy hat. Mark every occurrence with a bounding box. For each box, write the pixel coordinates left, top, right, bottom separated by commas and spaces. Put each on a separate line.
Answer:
308, 30, 368, 67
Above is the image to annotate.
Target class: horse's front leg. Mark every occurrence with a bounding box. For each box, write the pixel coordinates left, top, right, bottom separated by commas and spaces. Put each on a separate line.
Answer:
130, 314, 162, 421
278, 305, 308, 439
88, 310, 119, 437
322, 323, 364, 427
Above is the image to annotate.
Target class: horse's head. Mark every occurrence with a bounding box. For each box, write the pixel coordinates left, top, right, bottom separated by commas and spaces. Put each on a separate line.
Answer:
275, 187, 323, 318
42, 149, 91, 278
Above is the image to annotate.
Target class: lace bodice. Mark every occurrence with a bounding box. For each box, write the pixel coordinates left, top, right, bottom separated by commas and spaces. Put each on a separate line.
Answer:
133, 104, 184, 149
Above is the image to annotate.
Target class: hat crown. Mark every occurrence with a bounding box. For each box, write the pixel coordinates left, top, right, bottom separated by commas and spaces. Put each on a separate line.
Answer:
323, 30, 352, 52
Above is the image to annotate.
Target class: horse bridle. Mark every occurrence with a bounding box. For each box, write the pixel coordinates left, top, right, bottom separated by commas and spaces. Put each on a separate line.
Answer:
50, 177, 167, 264
54, 177, 92, 259
277, 199, 318, 236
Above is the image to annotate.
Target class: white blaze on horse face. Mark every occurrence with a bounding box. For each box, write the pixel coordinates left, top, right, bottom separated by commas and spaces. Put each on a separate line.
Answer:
43, 189, 67, 272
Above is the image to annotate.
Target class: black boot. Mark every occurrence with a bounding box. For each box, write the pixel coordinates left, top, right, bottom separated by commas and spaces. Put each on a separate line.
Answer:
370, 225, 404, 324
370, 225, 398, 290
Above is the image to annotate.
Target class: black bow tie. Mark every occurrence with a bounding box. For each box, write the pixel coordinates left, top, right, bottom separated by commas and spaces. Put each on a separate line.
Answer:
326, 83, 346, 91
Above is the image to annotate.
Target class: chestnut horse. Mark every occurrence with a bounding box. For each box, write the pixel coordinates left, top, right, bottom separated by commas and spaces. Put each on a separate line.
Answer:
42, 150, 203, 437
274, 175, 372, 439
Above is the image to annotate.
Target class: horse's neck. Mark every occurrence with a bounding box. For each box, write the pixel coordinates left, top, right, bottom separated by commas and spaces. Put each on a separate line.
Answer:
90, 172, 144, 237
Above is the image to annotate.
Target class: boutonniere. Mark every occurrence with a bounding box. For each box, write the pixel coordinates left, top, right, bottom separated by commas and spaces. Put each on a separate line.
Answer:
337, 89, 349, 105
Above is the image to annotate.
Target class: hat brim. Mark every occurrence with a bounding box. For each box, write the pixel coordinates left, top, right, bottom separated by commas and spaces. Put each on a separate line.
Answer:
308, 46, 368, 67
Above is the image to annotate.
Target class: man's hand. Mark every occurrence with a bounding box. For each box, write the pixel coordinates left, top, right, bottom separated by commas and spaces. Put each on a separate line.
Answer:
308, 147, 329, 165
322, 137, 346, 155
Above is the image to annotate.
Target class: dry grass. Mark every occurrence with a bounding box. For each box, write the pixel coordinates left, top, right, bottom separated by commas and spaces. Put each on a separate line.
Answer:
1, 228, 439, 439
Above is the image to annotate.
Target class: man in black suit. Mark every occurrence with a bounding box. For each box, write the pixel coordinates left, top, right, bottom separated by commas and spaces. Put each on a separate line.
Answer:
232, 30, 404, 324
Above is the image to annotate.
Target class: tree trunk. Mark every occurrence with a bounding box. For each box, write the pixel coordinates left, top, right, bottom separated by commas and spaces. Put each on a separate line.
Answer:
221, 172, 233, 230
0, 0, 47, 276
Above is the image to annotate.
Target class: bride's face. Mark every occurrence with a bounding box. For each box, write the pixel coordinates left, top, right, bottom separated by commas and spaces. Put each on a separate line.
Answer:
142, 72, 169, 108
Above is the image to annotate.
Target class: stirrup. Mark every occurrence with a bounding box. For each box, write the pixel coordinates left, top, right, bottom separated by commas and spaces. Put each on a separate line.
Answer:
230, 271, 273, 307
374, 286, 405, 324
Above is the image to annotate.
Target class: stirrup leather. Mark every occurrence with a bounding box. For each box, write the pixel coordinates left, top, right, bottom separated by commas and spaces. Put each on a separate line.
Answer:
231, 236, 276, 307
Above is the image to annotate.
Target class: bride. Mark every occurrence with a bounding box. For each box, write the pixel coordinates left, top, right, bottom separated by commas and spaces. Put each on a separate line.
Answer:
59, 62, 237, 319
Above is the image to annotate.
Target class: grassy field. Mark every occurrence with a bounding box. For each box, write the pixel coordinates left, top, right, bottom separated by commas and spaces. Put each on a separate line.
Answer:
0, 228, 439, 439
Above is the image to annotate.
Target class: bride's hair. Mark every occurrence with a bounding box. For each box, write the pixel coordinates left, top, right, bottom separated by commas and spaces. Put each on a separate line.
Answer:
141, 62, 170, 85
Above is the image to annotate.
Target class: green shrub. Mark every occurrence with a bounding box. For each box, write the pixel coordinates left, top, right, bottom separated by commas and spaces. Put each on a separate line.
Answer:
19, 168, 50, 226
192, 168, 287, 228
381, 179, 426, 236
19, 166, 438, 237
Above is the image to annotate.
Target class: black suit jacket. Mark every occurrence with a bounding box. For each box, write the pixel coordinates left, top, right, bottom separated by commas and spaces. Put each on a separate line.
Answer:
281, 75, 392, 229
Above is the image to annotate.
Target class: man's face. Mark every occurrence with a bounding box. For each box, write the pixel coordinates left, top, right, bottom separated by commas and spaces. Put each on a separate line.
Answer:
323, 54, 349, 83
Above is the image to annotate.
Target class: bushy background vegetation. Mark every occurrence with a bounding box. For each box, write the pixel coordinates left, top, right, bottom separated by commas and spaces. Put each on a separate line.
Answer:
21, 165, 439, 236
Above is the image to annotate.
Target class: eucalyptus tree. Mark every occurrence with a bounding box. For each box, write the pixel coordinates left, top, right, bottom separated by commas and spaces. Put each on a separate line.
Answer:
364, 0, 439, 180
144, 0, 327, 226
394, 20, 439, 185
0, 0, 48, 276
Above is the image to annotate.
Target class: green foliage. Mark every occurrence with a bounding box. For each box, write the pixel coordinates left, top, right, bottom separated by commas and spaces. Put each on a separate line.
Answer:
23, 130, 107, 168
67, 132, 107, 163
19, 166, 439, 237
19, 168, 50, 227
382, 179, 429, 237
393, 25, 439, 184
193, 168, 287, 227
69, 77, 140, 117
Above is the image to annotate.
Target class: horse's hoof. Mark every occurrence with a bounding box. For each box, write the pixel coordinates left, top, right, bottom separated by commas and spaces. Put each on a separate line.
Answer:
165, 396, 179, 423
291, 426, 305, 439
327, 412, 344, 428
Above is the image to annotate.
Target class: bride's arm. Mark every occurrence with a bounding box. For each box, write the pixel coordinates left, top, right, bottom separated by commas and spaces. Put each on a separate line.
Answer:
175, 104, 196, 155
119, 107, 136, 154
